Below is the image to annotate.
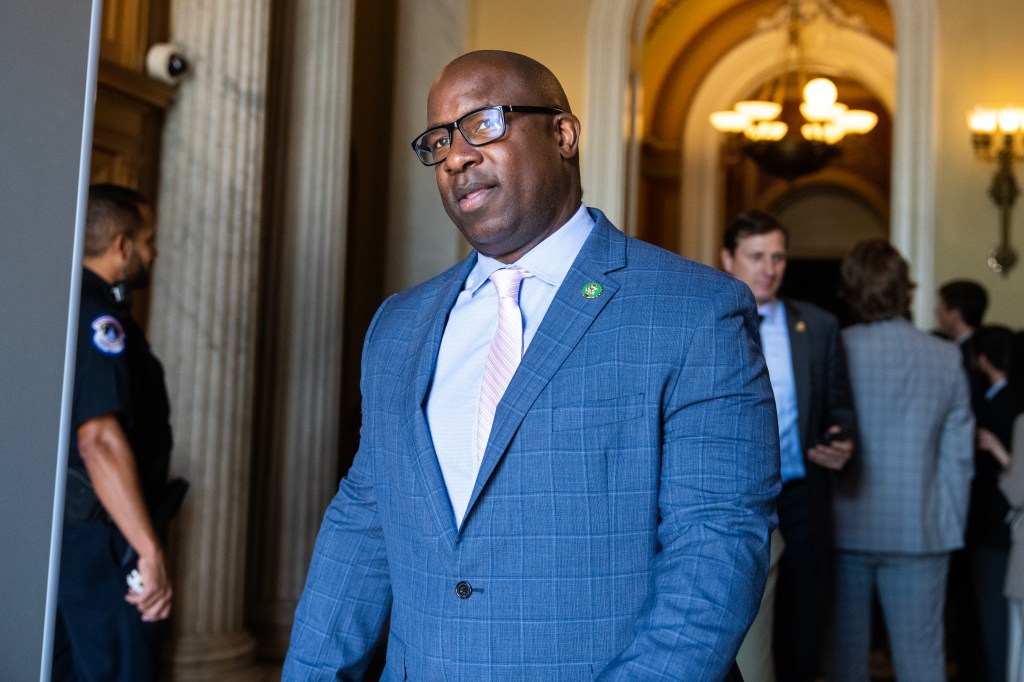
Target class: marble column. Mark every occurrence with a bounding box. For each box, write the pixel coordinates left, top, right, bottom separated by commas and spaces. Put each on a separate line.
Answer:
149, 0, 270, 678
247, 0, 356, 659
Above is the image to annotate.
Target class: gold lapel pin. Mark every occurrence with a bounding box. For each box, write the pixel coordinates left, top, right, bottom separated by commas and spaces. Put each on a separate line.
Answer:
795, 321, 807, 332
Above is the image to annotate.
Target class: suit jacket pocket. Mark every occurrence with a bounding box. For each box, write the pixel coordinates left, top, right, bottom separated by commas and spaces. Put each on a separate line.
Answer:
552, 393, 645, 432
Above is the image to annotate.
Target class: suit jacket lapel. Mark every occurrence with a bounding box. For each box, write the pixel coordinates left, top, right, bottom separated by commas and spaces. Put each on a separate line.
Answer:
461, 210, 627, 531
406, 255, 477, 550
785, 299, 812, 452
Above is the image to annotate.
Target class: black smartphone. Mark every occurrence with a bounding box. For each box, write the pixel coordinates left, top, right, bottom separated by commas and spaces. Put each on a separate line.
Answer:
822, 429, 850, 445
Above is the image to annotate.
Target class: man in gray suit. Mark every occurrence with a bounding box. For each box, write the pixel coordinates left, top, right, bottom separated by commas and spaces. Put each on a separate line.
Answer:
829, 240, 974, 682
721, 211, 855, 682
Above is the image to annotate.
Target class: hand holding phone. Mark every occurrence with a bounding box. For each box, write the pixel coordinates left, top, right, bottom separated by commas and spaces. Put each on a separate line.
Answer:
822, 429, 851, 445
809, 426, 854, 471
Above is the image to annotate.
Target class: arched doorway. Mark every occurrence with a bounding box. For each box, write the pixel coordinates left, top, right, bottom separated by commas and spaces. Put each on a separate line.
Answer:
584, 0, 939, 324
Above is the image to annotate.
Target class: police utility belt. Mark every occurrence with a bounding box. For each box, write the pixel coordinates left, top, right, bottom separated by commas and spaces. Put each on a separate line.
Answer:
65, 466, 189, 535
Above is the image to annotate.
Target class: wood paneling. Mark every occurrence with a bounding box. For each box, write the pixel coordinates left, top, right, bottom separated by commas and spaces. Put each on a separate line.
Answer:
100, 0, 150, 70
92, 0, 172, 328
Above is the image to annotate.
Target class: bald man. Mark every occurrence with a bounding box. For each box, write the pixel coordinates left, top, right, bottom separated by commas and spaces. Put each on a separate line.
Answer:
284, 51, 778, 681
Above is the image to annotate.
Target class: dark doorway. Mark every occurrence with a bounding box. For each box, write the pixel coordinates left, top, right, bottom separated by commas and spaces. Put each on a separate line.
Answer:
780, 258, 851, 326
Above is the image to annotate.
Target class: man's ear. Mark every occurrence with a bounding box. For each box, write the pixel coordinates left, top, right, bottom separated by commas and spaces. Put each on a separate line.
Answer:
720, 248, 734, 274
554, 113, 581, 159
111, 232, 132, 263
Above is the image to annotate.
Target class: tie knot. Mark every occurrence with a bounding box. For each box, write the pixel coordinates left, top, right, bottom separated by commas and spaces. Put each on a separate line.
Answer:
489, 267, 530, 300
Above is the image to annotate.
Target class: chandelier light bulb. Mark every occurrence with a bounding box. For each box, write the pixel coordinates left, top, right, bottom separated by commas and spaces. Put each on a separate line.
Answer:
735, 100, 783, 121
756, 120, 788, 141
710, 110, 752, 133
841, 110, 879, 135
800, 101, 847, 123
822, 123, 845, 144
825, 103, 848, 122
800, 102, 832, 122
803, 78, 838, 108
801, 123, 822, 141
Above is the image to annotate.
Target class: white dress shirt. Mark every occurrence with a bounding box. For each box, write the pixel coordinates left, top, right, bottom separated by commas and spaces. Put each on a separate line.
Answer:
426, 204, 595, 527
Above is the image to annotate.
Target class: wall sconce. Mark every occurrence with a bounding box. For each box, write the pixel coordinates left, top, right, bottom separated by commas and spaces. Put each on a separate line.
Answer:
968, 106, 1024, 275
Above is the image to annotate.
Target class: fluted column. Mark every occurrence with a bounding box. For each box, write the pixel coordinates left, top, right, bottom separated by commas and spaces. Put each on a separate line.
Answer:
247, 0, 356, 658
149, 0, 270, 678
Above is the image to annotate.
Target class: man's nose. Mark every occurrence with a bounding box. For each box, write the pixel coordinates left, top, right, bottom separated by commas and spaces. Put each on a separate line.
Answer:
443, 130, 482, 172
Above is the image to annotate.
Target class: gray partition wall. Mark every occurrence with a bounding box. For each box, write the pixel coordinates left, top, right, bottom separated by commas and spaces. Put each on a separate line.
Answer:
0, 1, 102, 678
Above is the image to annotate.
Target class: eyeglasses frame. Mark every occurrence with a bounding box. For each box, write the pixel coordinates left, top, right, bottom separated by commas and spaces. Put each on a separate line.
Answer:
410, 104, 565, 166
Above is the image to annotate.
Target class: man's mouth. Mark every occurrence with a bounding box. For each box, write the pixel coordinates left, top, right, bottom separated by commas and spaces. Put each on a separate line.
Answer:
455, 182, 495, 211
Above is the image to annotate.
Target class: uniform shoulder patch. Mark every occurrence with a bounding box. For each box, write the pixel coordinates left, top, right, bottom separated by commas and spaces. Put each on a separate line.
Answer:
90, 315, 126, 355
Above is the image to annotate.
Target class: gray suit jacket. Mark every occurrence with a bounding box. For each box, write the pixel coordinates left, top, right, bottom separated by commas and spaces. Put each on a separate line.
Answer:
833, 318, 974, 554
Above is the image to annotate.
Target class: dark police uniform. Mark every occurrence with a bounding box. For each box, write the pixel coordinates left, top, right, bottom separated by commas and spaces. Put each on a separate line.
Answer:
53, 267, 172, 682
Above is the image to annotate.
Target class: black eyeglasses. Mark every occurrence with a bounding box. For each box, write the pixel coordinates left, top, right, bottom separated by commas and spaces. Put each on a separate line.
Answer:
411, 105, 564, 166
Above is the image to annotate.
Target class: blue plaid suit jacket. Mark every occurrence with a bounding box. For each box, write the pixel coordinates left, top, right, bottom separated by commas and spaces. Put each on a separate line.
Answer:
283, 210, 780, 681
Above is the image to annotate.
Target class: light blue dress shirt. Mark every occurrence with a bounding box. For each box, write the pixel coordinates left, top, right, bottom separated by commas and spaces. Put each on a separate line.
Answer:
426, 204, 595, 526
758, 300, 805, 484
986, 377, 1008, 402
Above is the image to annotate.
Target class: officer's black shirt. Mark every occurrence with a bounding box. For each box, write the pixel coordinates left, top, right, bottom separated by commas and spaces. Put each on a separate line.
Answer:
72, 268, 172, 508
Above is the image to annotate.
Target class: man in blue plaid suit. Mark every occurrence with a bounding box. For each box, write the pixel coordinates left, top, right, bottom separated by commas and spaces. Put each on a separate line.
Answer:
283, 50, 779, 681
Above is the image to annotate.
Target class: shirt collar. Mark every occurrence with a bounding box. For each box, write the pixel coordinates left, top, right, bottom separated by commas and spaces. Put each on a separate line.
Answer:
757, 299, 783, 324
82, 267, 118, 305
464, 203, 594, 295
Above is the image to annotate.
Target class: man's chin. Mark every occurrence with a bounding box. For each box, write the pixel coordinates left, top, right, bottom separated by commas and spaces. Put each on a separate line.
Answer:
125, 271, 151, 290
454, 220, 508, 252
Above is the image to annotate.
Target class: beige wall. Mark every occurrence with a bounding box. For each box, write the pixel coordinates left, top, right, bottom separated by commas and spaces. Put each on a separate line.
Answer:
467, 0, 592, 125
935, 0, 1024, 328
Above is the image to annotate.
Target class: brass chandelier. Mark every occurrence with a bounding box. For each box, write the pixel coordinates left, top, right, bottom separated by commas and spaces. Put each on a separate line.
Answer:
709, 0, 878, 180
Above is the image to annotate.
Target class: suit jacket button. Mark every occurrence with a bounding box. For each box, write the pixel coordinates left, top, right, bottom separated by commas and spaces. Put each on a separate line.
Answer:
455, 581, 473, 599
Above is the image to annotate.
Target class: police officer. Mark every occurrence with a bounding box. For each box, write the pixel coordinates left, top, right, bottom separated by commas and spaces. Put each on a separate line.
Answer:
53, 184, 173, 681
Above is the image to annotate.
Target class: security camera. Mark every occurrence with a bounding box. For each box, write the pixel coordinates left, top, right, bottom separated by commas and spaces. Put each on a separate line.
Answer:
146, 43, 191, 84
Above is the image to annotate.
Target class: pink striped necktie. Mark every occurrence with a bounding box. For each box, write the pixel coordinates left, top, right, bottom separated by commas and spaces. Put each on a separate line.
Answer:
476, 267, 532, 466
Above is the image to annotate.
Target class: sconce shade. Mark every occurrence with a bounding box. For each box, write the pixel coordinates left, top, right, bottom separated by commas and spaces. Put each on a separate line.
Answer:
969, 107, 999, 133
999, 109, 1021, 133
